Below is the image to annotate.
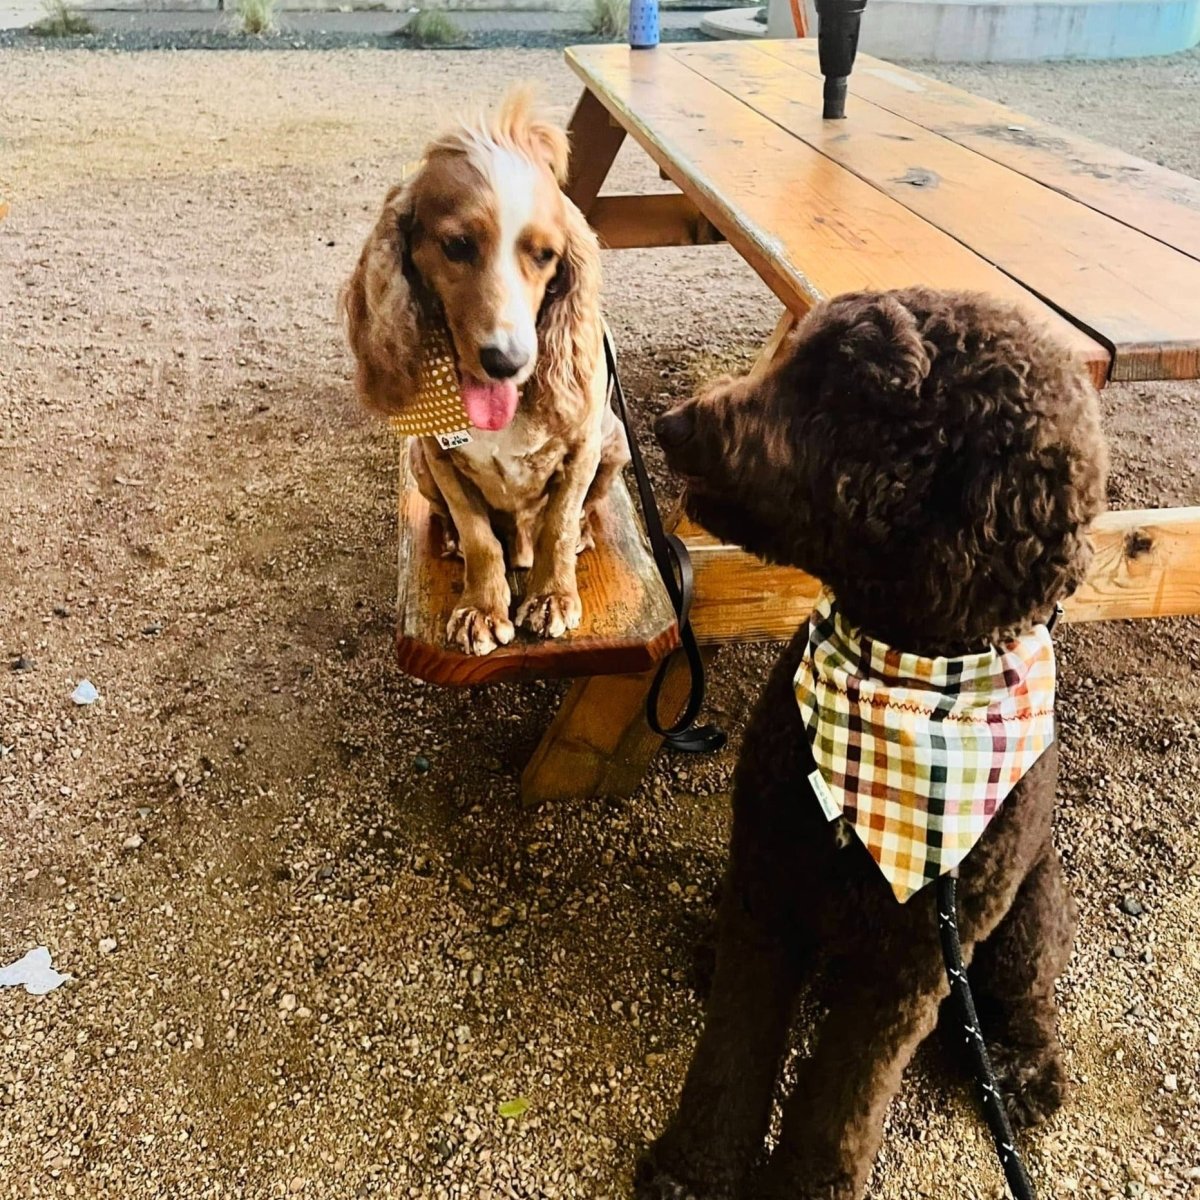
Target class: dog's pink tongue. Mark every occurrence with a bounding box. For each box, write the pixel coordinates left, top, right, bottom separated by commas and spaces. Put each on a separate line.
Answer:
461, 375, 519, 432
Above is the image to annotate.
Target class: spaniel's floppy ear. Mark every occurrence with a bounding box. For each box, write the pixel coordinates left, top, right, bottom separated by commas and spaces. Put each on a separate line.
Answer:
339, 181, 426, 416
536, 198, 602, 401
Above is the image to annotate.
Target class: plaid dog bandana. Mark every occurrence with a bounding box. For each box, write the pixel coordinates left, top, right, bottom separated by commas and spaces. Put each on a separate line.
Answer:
795, 589, 1056, 903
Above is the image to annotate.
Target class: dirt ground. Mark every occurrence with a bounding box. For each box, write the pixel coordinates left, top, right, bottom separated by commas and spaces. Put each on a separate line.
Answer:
1, 46, 1199, 1200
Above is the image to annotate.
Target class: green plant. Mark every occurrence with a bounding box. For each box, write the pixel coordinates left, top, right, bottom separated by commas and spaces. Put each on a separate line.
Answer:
399, 10, 464, 46
588, 0, 629, 38
30, 0, 95, 37
236, 0, 277, 36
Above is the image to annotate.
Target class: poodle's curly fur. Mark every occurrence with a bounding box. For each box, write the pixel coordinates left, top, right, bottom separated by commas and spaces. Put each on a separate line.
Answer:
639, 288, 1107, 1200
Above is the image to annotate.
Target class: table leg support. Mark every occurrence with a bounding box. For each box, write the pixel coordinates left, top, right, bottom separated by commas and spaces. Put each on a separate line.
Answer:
520, 654, 695, 805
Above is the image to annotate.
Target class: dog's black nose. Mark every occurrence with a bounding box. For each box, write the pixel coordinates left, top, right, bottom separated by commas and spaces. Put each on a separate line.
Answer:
655, 406, 697, 450
479, 346, 528, 380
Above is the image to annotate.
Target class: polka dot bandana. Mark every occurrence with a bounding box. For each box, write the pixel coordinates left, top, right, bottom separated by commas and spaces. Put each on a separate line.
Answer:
795, 589, 1057, 903
387, 323, 473, 446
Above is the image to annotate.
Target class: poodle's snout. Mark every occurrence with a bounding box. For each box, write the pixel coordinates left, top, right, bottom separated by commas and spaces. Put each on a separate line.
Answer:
654, 405, 697, 452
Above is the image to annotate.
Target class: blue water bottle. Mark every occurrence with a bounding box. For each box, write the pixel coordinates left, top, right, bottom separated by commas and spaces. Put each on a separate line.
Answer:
629, 0, 659, 48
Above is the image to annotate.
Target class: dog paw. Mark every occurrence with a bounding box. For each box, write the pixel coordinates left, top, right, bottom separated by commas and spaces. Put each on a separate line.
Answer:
516, 590, 582, 639
447, 606, 515, 656
988, 1039, 1067, 1129
633, 1155, 707, 1200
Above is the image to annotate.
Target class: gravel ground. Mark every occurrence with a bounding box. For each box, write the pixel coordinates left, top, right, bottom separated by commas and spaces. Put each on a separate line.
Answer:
1, 45, 1198, 1200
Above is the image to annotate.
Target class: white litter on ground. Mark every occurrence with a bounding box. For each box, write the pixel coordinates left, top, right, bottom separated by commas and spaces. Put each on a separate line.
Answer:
71, 679, 99, 705
0, 947, 71, 995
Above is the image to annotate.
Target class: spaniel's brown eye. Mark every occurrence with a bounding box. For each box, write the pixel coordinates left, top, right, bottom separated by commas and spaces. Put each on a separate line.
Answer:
532, 247, 557, 269
442, 235, 476, 264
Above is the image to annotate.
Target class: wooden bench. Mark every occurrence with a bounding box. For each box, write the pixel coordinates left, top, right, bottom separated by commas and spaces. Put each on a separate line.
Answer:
402, 41, 1200, 803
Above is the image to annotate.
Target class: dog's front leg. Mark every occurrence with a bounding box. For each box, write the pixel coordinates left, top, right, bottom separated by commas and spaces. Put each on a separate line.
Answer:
752, 961, 948, 1200
516, 441, 600, 639
424, 446, 514, 656
636, 882, 801, 1200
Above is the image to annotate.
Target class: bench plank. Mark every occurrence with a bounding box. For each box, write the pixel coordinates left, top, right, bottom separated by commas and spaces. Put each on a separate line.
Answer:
681, 507, 1200, 645
670, 42, 1200, 383
396, 453, 679, 686
565, 45, 1110, 388
758, 40, 1200, 265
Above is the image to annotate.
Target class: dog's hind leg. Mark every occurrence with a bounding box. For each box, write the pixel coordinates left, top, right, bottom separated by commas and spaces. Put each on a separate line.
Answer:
636, 881, 801, 1200
968, 847, 1075, 1130
753, 962, 948, 1200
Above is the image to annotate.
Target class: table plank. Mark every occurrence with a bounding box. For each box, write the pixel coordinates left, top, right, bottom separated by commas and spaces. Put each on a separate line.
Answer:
760, 40, 1200, 265
671, 41, 1200, 382
682, 507, 1200, 643
565, 44, 1110, 387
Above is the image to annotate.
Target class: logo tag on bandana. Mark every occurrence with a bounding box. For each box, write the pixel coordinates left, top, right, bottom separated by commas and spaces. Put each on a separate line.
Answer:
435, 430, 472, 450
808, 768, 841, 822
795, 589, 1056, 903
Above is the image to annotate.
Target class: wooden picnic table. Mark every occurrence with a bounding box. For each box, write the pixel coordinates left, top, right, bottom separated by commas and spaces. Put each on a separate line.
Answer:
515, 39, 1200, 803
565, 39, 1200, 385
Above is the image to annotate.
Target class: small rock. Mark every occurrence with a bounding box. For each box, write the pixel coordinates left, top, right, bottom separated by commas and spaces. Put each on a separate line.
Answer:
470, 965, 483, 988
289, 1178, 307, 1195
121, 834, 144, 851
10, 654, 33, 672
98, 938, 117, 955
1120, 895, 1145, 917
1110, 946, 1126, 959
1126, 1184, 1144, 1199
1163, 1073, 1178, 1092
53, 605, 70, 618
1140, 948, 1154, 965
455, 872, 474, 893
280, 993, 298, 1012
317, 865, 334, 882
489, 906, 514, 930
413, 754, 431, 774
173, 769, 186, 788
141, 623, 162, 636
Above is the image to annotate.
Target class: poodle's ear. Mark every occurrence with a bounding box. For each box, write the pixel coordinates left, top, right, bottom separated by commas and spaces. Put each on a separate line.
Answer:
817, 291, 933, 397
536, 198, 602, 400
339, 182, 425, 416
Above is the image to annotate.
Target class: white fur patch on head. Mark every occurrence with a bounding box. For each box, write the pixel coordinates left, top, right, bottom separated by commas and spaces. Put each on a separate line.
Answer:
465, 136, 541, 376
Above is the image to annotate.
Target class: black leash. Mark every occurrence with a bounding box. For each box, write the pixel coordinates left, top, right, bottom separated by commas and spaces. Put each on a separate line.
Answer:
937, 872, 1037, 1200
936, 602, 1063, 1200
603, 331, 726, 754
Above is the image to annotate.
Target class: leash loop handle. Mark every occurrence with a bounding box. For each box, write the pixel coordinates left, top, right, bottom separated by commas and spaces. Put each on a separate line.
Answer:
603, 332, 726, 755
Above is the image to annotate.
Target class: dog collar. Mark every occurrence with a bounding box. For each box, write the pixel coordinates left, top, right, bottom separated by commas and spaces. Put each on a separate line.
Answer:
794, 588, 1056, 903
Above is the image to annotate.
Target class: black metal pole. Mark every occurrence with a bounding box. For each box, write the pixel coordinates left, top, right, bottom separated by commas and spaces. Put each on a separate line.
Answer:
815, 0, 868, 119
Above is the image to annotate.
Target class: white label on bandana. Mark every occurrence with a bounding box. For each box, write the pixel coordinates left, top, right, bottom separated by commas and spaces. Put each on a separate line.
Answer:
809, 768, 842, 822
436, 429, 472, 450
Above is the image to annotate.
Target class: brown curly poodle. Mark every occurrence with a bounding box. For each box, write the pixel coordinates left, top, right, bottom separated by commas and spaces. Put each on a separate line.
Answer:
638, 288, 1108, 1199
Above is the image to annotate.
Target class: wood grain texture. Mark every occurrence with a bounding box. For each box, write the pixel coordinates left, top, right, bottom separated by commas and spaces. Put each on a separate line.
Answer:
760, 40, 1200, 265
395, 455, 679, 686
565, 45, 1110, 388
671, 41, 1200, 383
520, 654, 695, 803
588, 193, 724, 248
564, 88, 627, 216
682, 508, 1200, 645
